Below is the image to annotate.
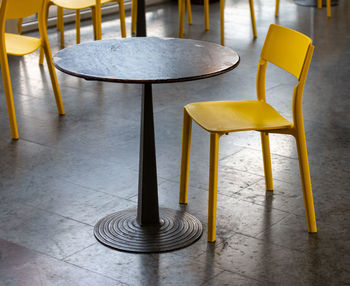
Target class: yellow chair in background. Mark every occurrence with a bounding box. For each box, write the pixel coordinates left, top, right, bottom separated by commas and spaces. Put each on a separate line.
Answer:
51, 0, 126, 48
0, 0, 65, 139
179, 24, 317, 242
178, 0, 257, 45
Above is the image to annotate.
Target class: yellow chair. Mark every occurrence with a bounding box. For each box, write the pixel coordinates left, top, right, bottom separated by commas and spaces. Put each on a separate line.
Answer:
0, 0, 65, 140
51, 0, 126, 48
178, 0, 257, 46
317, 0, 331, 17
179, 24, 317, 242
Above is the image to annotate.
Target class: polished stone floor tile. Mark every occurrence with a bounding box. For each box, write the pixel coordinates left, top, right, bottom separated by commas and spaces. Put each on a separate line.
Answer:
1, 175, 136, 226
197, 232, 348, 285
0, 202, 95, 260
236, 179, 306, 217
65, 243, 222, 286
202, 270, 270, 286
0, 239, 124, 286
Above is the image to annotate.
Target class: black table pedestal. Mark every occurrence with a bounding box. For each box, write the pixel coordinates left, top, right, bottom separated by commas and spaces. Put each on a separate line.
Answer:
94, 84, 203, 253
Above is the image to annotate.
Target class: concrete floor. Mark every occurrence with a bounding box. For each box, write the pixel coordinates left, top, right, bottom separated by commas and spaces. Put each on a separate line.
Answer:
0, 0, 349, 285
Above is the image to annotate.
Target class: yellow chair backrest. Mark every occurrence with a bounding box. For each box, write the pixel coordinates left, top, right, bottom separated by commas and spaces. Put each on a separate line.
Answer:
260, 24, 312, 80
2, 0, 43, 19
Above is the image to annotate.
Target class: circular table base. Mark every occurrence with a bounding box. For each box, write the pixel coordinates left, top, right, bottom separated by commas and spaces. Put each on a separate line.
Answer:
94, 208, 203, 253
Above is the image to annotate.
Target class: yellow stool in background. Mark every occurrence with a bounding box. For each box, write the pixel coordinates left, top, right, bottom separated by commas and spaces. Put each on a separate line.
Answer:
51, 0, 126, 48
178, 0, 257, 46
0, 0, 65, 139
179, 24, 317, 242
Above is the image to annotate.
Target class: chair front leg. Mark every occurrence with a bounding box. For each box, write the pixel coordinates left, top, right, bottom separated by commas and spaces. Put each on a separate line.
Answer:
327, 0, 331, 17
179, 109, 192, 204
39, 2, 51, 65
208, 132, 220, 242
220, 0, 225, 45
295, 131, 317, 233
131, 0, 137, 34
178, 0, 186, 38
76, 10, 81, 44
119, 0, 127, 38
248, 0, 257, 38
275, 0, 280, 17
0, 55, 19, 139
91, 7, 97, 40
261, 132, 273, 191
204, 0, 209, 30
17, 18, 23, 34
42, 40, 65, 115
59, 7, 65, 47
186, 0, 192, 25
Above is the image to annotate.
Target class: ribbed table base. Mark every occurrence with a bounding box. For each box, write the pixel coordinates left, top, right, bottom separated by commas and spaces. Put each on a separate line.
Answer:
94, 208, 203, 253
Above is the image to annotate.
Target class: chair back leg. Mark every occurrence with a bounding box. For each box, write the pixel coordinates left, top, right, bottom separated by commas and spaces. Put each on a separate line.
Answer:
76, 9, 81, 44
261, 132, 273, 191
179, 109, 192, 204
208, 133, 220, 242
295, 132, 317, 232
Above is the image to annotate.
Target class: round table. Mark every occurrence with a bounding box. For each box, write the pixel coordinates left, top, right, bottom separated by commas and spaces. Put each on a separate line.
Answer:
53, 37, 240, 253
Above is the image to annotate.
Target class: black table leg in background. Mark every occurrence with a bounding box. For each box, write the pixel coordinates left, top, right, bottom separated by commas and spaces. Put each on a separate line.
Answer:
136, 0, 146, 37
94, 84, 203, 253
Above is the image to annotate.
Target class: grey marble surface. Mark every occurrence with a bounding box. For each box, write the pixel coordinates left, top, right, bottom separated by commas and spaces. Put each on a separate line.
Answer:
53, 37, 240, 83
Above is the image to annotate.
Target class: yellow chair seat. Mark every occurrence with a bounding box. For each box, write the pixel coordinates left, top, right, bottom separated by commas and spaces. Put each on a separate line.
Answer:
51, 0, 96, 9
185, 100, 292, 133
51, 0, 118, 10
5, 33, 41, 56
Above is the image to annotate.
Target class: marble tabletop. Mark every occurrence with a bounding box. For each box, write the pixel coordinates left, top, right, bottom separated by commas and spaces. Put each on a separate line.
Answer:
53, 37, 240, 84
